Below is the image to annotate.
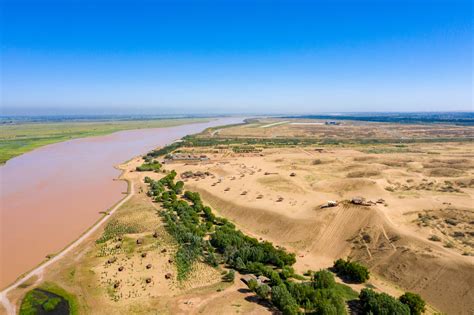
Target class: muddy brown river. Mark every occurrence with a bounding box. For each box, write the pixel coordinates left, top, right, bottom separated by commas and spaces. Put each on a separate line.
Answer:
0, 117, 242, 288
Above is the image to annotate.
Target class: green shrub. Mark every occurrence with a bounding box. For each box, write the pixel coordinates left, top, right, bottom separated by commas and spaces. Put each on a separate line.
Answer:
399, 292, 426, 315
429, 235, 441, 242
359, 288, 410, 315
247, 279, 258, 291
271, 285, 300, 315
42, 297, 61, 311
96, 219, 139, 244
312, 270, 336, 289
20, 290, 49, 315
223, 270, 235, 282
20, 283, 78, 315
136, 160, 162, 172
333, 258, 369, 283
256, 284, 271, 299
40, 282, 79, 314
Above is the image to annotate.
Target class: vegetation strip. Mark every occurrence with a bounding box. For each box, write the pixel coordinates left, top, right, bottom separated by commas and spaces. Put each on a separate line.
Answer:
139, 155, 426, 314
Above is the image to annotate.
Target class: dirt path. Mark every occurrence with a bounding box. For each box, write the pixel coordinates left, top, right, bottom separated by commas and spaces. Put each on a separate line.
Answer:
0, 168, 134, 315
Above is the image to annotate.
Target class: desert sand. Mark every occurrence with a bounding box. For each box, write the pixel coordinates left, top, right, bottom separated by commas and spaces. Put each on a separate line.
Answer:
166, 142, 474, 314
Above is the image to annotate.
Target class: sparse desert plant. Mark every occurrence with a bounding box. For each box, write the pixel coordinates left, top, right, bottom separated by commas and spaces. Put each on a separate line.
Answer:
312, 159, 322, 165
347, 170, 381, 178
96, 220, 139, 244
390, 235, 401, 242
444, 218, 458, 226
444, 242, 454, 248
429, 235, 441, 242
426, 168, 464, 177
223, 270, 235, 282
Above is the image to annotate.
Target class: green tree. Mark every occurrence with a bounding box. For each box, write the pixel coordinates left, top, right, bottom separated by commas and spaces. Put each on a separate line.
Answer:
174, 181, 184, 194
235, 257, 247, 270
247, 278, 258, 291
315, 300, 338, 315
333, 258, 369, 283
281, 265, 295, 279
312, 270, 336, 289
255, 284, 271, 300
399, 292, 426, 315
271, 284, 300, 315
359, 288, 410, 315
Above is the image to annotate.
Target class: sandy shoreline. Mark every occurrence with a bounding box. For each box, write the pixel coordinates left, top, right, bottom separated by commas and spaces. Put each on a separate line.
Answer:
0, 164, 134, 315
0, 118, 243, 299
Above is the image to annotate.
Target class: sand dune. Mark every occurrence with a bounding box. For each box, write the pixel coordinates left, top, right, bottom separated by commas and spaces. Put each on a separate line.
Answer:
169, 144, 474, 313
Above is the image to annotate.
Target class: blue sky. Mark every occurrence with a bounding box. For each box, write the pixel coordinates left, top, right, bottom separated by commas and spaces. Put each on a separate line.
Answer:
1, 0, 472, 115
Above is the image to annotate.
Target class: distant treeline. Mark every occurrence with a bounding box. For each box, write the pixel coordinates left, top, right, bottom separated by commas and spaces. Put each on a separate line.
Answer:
283, 112, 474, 125
0, 114, 216, 124
144, 135, 472, 159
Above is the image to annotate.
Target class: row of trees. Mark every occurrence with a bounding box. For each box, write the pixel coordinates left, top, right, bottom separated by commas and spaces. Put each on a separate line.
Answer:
144, 172, 353, 314
211, 224, 296, 269
246, 269, 350, 314
146, 172, 218, 280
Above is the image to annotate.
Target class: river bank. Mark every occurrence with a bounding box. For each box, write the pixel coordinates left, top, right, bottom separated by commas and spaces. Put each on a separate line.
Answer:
0, 118, 209, 164
0, 117, 243, 290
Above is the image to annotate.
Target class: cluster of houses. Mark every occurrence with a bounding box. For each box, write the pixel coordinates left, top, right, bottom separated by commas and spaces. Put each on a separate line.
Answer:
325, 121, 340, 125
163, 153, 209, 163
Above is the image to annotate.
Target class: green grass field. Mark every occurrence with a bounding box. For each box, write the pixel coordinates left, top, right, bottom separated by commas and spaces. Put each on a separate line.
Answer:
0, 118, 208, 164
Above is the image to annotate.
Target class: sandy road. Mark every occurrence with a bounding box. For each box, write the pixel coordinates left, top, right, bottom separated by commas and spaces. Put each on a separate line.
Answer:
0, 173, 134, 315
260, 121, 289, 128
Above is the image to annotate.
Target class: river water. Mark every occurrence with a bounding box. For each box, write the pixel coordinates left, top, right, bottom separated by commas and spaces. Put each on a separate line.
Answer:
0, 117, 242, 288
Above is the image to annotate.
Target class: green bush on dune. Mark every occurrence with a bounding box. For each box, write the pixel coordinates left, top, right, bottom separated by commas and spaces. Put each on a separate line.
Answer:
359, 288, 410, 315
136, 160, 162, 172
333, 258, 370, 283
399, 292, 426, 315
